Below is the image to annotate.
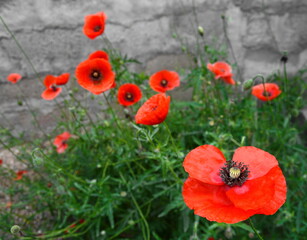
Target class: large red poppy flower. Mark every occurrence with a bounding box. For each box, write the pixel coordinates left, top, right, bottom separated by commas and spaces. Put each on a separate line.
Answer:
149, 70, 180, 93
135, 93, 171, 125
75, 58, 115, 94
53, 132, 71, 154
7, 73, 22, 84
88, 50, 109, 61
41, 73, 70, 100
182, 145, 287, 224
207, 62, 235, 85
83, 12, 107, 40
251, 83, 282, 101
117, 83, 142, 106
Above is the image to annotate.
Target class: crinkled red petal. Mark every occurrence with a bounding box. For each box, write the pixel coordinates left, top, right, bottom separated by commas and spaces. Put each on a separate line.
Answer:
88, 50, 109, 61
183, 145, 225, 185
226, 166, 286, 213
232, 146, 278, 180
41, 87, 62, 100
55, 73, 70, 85
254, 166, 287, 215
135, 93, 170, 125
149, 70, 180, 93
117, 83, 142, 106
44, 75, 56, 88
182, 177, 257, 224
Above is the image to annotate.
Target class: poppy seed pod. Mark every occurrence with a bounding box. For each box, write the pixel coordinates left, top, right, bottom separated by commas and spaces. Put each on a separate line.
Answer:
242, 79, 254, 91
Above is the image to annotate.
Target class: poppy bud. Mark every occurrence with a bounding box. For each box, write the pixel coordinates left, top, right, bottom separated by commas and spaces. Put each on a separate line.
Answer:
10, 225, 21, 235
242, 79, 254, 90
198, 26, 204, 37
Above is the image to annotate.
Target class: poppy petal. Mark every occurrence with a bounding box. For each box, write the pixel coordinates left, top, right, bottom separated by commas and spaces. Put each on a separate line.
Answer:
7, 73, 22, 84
182, 177, 257, 224
226, 166, 286, 213
135, 93, 170, 125
88, 50, 109, 61
44, 75, 56, 88
55, 73, 70, 85
57, 143, 68, 154
255, 166, 287, 215
232, 146, 278, 180
183, 145, 225, 185
41, 88, 62, 100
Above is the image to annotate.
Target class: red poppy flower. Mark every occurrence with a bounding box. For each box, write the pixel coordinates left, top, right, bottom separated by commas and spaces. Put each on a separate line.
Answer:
75, 58, 115, 94
251, 83, 282, 101
182, 145, 287, 224
7, 73, 22, 84
0, 159, 2, 165
149, 70, 180, 93
207, 62, 235, 85
83, 12, 107, 39
14, 170, 28, 180
53, 132, 71, 154
117, 83, 142, 106
88, 50, 109, 61
41, 73, 70, 100
135, 93, 171, 125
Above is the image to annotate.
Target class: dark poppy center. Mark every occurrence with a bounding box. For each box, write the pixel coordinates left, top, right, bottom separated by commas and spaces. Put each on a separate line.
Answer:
94, 25, 101, 32
263, 91, 272, 97
51, 85, 58, 92
220, 160, 249, 187
160, 79, 168, 87
125, 92, 134, 102
91, 70, 103, 83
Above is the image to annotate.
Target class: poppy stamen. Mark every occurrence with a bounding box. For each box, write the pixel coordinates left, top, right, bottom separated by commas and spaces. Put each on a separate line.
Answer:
220, 160, 249, 187
160, 79, 168, 87
91, 70, 102, 82
51, 85, 58, 92
263, 91, 272, 97
94, 25, 101, 32
125, 92, 134, 101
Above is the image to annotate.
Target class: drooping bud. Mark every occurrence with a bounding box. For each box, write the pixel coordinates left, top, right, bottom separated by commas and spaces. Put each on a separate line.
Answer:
10, 225, 21, 235
242, 79, 254, 90
198, 26, 204, 37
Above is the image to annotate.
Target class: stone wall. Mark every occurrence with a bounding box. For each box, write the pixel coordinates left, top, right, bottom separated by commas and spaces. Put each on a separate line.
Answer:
0, 0, 307, 136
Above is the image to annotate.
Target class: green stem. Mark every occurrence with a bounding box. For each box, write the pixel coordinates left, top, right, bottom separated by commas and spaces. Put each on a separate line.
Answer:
283, 61, 288, 93
102, 92, 122, 130
221, 15, 243, 83
15, 84, 49, 140
248, 218, 264, 240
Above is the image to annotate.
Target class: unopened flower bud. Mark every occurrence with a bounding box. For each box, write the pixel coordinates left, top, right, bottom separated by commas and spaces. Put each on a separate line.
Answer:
243, 79, 254, 90
198, 26, 204, 37
10, 225, 21, 235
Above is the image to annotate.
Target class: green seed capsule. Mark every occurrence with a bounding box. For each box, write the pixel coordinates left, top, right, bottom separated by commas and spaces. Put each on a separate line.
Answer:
229, 167, 241, 179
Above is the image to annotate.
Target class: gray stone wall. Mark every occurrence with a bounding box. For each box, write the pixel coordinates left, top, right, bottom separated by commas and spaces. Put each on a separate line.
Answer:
0, 0, 307, 136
